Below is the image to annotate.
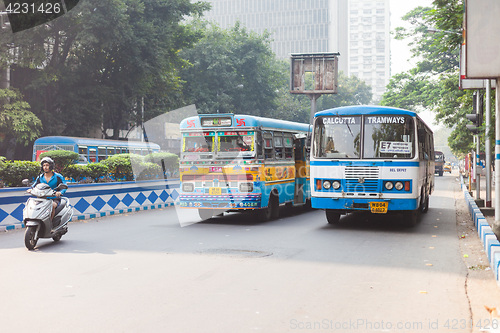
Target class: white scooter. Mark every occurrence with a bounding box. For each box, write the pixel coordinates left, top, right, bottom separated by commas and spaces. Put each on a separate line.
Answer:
22, 180, 73, 250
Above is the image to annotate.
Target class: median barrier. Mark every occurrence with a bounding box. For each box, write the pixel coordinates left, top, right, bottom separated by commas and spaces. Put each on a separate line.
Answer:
0, 179, 179, 232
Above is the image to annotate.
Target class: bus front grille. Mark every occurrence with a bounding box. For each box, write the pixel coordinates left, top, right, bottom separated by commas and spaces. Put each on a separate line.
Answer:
344, 166, 380, 179
345, 179, 378, 192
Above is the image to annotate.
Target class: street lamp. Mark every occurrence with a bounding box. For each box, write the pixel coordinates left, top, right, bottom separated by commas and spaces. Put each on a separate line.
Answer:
426, 27, 462, 36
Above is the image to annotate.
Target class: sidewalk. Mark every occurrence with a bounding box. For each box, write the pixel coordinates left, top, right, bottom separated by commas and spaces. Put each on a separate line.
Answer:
460, 169, 500, 287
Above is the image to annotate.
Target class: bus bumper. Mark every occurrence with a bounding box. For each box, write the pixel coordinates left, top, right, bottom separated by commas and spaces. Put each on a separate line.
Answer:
311, 197, 418, 211
179, 194, 262, 209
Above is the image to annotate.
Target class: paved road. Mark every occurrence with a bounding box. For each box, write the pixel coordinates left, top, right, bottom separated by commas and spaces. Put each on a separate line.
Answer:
1, 174, 498, 332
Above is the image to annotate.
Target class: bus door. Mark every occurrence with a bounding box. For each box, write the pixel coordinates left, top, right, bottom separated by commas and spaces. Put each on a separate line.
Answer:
293, 137, 307, 205
88, 146, 98, 163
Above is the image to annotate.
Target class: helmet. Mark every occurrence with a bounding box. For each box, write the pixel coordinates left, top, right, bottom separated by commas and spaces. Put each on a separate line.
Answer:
40, 157, 55, 172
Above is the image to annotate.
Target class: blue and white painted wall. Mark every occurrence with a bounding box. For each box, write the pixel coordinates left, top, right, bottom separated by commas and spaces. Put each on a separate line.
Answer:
461, 178, 500, 287
0, 179, 180, 232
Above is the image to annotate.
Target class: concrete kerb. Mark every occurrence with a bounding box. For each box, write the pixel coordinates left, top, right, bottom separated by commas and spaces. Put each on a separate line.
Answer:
461, 175, 500, 286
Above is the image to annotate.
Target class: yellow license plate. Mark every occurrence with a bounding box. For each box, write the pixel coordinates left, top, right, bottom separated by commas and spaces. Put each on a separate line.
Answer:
370, 202, 388, 214
209, 187, 221, 195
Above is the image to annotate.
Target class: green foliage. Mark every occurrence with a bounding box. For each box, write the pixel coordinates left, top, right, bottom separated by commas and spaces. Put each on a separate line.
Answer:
381, 0, 475, 156
136, 162, 162, 180
87, 163, 110, 183
3, 0, 209, 148
101, 154, 140, 181
65, 164, 90, 183
180, 21, 280, 116
144, 152, 179, 174
38, 150, 79, 173
0, 88, 42, 146
317, 72, 373, 111
0, 160, 40, 187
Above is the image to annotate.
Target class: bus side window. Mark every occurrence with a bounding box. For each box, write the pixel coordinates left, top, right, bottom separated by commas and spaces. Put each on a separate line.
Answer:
284, 133, 294, 159
263, 132, 274, 160
274, 132, 283, 159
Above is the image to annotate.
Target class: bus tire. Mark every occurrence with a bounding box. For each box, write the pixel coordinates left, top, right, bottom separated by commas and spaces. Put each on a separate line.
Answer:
257, 194, 279, 221
198, 209, 213, 220
270, 194, 280, 219
420, 192, 429, 214
326, 210, 340, 224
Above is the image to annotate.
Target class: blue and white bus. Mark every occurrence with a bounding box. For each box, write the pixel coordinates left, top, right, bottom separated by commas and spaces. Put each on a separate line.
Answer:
32, 136, 161, 163
179, 114, 311, 221
310, 105, 435, 226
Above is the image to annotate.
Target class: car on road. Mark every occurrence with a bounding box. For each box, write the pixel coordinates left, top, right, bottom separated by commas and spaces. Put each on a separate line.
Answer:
444, 162, 452, 173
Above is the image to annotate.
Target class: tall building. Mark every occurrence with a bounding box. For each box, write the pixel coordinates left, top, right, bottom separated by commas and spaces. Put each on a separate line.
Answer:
201, 0, 349, 74
201, 0, 391, 103
347, 0, 390, 102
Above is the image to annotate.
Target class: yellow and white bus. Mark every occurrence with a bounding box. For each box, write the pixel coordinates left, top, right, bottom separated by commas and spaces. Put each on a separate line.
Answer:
179, 114, 311, 221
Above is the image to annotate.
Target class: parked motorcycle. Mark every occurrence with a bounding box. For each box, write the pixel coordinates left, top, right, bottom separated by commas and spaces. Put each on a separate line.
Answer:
22, 180, 73, 250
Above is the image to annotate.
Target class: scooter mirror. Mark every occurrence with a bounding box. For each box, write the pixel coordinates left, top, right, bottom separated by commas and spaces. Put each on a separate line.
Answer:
22, 179, 30, 186
57, 184, 68, 190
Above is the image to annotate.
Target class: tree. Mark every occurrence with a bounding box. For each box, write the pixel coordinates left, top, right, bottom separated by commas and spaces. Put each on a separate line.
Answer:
180, 21, 281, 116
2, 0, 210, 158
0, 88, 42, 157
317, 72, 373, 111
273, 71, 372, 124
380, 1, 471, 156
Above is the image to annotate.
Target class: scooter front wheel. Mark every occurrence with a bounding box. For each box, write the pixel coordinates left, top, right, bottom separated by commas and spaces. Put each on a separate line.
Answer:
24, 226, 38, 250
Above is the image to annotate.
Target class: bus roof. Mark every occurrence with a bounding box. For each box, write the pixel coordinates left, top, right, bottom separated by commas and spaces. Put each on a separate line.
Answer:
33, 136, 160, 149
180, 114, 311, 132
315, 105, 418, 118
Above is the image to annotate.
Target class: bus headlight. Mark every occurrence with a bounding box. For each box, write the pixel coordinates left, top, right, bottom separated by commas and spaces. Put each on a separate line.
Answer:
323, 181, 331, 190
395, 181, 404, 191
239, 183, 253, 192
182, 183, 194, 192
332, 181, 341, 190
384, 182, 394, 190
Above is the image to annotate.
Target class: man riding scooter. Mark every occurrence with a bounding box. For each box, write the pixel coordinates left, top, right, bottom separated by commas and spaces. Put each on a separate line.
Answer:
28, 157, 67, 222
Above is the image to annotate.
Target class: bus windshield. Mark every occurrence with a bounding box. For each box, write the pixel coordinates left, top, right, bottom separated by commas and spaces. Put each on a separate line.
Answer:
182, 132, 215, 153
364, 115, 414, 159
217, 131, 255, 157
314, 116, 361, 158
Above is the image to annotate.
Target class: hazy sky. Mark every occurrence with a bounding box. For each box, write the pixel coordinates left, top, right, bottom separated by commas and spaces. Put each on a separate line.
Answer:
389, 0, 433, 75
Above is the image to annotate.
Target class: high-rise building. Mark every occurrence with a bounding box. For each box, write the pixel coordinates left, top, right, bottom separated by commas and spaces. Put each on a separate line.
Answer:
201, 0, 391, 103
347, 0, 390, 102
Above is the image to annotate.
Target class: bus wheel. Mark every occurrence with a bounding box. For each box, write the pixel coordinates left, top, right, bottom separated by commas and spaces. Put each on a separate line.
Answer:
257, 195, 278, 222
420, 193, 429, 214
326, 210, 340, 224
198, 209, 213, 220
270, 195, 280, 219
403, 210, 419, 227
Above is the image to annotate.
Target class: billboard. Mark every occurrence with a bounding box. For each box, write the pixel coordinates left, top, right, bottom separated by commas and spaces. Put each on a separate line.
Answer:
290, 53, 339, 94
